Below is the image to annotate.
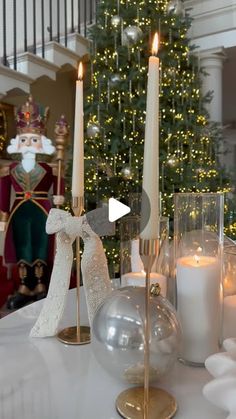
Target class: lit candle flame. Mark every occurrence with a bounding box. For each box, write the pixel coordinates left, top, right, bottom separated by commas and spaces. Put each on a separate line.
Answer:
78, 62, 83, 81
194, 255, 200, 264
152, 33, 159, 56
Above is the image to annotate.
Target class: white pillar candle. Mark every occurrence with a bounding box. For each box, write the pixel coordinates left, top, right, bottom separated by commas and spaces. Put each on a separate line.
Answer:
121, 272, 167, 297
140, 33, 159, 240
223, 296, 236, 340
72, 62, 84, 198
131, 239, 144, 272
131, 239, 157, 273
176, 255, 221, 364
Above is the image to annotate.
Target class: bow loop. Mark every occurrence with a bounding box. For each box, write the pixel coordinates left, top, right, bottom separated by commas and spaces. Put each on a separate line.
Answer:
46, 209, 72, 234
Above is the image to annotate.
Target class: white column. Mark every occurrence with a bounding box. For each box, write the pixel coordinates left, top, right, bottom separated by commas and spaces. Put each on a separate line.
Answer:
200, 48, 226, 124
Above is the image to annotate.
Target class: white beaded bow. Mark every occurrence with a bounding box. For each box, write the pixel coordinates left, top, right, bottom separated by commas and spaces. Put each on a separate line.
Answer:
30, 209, 112, 338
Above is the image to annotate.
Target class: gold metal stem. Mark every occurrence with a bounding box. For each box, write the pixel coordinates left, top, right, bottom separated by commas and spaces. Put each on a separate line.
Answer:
76, 236, 81, 341
140, 238, 159, 419
144, 267, 150, 419
73, 196, 84, 341
57, 196, 90, 345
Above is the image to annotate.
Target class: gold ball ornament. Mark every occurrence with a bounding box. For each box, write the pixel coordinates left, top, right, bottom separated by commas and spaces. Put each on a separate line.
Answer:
123, 26, 143, 46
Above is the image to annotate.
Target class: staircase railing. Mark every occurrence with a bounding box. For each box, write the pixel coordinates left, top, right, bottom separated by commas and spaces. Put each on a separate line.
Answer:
0, 0, 98, 70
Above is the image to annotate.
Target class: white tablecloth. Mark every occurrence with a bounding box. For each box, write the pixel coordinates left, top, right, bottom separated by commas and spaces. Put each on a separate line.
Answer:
0, 288, 225, 419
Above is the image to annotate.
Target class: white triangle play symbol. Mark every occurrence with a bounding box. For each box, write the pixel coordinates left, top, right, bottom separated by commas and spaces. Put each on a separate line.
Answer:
108, 198, 131, 222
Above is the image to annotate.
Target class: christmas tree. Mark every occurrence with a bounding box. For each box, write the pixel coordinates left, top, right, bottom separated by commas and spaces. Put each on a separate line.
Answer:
84, 0, 229, 272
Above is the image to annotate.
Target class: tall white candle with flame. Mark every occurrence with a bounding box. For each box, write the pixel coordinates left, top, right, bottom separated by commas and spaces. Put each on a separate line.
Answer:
176, 255, 221, 364
140, 33, 159, 240
72, 62, 84, 198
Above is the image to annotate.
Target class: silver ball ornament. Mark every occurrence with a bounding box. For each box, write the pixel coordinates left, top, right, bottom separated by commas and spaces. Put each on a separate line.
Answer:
167, 0, 185, 16
168, 67, 176, 77
111, 15, 122, 27
167, 155, 178, 167
121, 166, 132, 179
92, 286, 181, 384
110, 73, 122, 85
123, 26, 143, 46
87, 122, 101, 138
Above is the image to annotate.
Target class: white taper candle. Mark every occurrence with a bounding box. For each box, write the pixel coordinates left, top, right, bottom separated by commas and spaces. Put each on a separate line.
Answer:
141, 33, 159, 239
72, 62, 84, 198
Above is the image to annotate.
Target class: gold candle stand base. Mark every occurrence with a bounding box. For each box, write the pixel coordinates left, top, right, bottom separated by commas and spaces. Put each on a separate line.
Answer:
116, 387, 177, 419
57, 326, 90, 345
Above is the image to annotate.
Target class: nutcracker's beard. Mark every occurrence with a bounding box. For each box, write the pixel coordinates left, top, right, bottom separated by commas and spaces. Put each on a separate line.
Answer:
7, 135, 55, 156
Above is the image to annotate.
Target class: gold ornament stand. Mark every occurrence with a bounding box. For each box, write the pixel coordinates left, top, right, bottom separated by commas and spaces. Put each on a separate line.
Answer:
57, 196, 90, 345
116, 239, 177, 419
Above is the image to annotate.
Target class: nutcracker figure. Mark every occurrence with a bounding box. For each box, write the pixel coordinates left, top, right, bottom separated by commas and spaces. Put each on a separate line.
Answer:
0, 96, 65, 309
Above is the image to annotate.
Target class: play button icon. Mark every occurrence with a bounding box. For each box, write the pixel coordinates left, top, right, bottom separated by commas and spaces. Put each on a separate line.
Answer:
108, 198, 131, 222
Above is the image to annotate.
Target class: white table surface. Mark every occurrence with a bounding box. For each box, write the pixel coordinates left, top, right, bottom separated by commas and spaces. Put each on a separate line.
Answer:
0, 288, 225, 419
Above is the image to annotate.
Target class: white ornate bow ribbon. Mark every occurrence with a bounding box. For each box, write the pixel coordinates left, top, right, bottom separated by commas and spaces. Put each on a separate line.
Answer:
30, 209, 112, 338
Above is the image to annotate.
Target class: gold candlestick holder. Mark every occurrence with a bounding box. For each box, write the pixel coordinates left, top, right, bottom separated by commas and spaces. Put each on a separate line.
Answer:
116, 238, 177, 419
57, 196, 91, 345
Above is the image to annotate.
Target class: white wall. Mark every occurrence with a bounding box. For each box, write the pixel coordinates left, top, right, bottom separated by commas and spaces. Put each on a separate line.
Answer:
185, 0, 236, 51
31, 66, 76, 141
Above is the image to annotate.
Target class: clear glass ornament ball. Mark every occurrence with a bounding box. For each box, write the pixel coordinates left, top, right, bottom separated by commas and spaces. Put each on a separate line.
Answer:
92, 286, 181, 384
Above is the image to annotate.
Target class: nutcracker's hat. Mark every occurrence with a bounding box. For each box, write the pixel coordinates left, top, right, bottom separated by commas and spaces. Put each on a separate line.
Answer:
16, 95, 49, 135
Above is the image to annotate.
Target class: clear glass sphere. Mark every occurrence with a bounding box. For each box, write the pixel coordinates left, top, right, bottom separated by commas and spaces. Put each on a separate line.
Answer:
92, 286, 181, 384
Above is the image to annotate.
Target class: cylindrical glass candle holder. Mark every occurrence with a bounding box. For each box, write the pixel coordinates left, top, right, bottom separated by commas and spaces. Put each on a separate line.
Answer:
174, 192, 224, 366
120, 215, 169, 297
223, 242, 236, 340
